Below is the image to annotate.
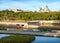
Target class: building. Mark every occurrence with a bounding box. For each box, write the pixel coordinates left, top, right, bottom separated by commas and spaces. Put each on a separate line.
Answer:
7, 8, 23, 12
57, 10, 60, 12
39, 5, 51, 12
5, 5, 51, 13
6, 8, 32, 12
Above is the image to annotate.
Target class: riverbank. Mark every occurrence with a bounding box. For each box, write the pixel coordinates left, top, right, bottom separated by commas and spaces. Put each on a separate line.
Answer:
0, 35, 35, 43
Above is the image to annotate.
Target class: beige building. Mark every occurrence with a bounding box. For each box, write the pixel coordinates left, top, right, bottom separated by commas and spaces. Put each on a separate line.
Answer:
39, 5, 51, 12
57, 10, 60, 12
7, 8, 23, 12
7, 8, 32, 12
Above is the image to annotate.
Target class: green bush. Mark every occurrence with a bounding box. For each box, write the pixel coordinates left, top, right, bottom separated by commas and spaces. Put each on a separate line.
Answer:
0, 10, 60, 20
39, 28, 52, 32
0, 27, 6, 30
0, 35, 35, 43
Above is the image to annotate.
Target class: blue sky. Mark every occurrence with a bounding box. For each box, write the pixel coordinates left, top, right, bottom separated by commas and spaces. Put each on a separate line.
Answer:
0, 0, 60, 11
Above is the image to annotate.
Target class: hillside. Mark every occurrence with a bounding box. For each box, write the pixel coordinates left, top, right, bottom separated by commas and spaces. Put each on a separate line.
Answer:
0, 10, 60, 21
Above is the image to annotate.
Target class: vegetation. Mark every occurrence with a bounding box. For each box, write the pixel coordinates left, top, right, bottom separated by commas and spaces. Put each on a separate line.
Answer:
39, 28, 52, 32
0, 10, 60, 21
0, 27, 6, 30
0, 35, 35, 43
42, 23, 60, 26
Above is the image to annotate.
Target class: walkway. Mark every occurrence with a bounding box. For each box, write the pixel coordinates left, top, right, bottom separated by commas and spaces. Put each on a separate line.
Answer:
0, 21, 60, 29
0, 30, 60, 37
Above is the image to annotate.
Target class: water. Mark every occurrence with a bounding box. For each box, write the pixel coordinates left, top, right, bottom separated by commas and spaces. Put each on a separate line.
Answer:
31, 36, 60, 43
0, 34, 10, 38
0, 34, 60, 43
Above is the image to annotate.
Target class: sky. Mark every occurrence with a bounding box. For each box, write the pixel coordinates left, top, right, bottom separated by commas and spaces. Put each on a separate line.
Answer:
0, 0, 60, 11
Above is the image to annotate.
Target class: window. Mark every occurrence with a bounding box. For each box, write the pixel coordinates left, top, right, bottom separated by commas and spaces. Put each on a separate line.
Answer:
28, 22, 40, 26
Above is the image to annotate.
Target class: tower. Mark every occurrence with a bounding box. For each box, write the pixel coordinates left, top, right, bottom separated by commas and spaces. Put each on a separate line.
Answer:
44, 5, 50, 12
39, 7, 44, 12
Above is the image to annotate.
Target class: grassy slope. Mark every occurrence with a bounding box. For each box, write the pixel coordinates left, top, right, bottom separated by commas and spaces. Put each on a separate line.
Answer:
0, 35, 35, 43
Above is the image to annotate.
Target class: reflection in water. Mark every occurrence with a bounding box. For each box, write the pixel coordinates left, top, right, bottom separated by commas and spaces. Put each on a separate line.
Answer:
31, 36, 60, 43
0, 34, 10, 38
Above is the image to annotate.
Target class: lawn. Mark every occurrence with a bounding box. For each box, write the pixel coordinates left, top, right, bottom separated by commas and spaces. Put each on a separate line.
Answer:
0, 35, 35, 43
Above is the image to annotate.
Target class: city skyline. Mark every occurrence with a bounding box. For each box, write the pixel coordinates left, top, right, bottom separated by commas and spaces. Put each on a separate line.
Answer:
0, 0, 60, 11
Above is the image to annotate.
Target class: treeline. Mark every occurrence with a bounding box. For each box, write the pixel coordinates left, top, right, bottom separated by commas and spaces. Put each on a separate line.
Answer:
0, 10, 60, 21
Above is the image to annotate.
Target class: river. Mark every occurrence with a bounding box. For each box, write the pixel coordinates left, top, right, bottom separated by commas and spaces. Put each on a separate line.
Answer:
0, 34, 60, 43
0, 34, 10, 38
31, 36, 60, 43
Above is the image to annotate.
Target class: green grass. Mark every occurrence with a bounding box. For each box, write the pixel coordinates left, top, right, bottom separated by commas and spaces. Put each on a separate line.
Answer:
38, 28, 52, 32
0, 27, 6, 30
0, 35, 35, 43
